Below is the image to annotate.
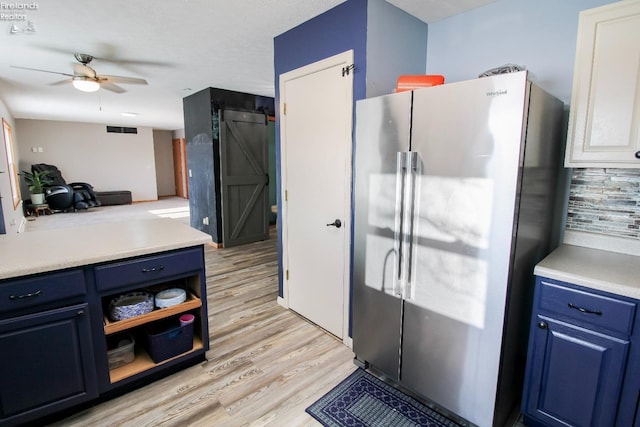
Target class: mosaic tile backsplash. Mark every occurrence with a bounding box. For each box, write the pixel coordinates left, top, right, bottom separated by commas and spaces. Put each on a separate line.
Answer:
566, 169, 640, 240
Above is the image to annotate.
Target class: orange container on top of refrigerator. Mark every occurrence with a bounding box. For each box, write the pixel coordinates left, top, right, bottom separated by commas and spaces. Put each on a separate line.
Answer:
395, 75, 445, 92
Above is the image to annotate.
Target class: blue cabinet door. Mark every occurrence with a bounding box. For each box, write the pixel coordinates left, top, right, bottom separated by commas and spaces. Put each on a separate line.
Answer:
0, 303, 98, 426
523, 315, 629, 427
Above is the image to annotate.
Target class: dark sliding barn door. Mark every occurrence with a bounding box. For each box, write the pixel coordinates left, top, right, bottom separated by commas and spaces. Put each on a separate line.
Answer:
219, 109, 269, 247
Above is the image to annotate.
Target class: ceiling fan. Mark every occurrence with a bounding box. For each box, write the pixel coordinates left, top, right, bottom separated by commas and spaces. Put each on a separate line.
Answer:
12, 53, 148, 93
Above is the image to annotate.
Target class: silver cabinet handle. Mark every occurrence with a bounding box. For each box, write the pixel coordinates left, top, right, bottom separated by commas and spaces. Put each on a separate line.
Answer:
142, 265, 165, 273
9, 290, 43, 300
568, 302, 602, 316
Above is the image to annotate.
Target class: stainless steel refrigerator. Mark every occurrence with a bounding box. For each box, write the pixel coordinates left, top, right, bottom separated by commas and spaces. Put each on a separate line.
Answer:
352, 71, 564, 427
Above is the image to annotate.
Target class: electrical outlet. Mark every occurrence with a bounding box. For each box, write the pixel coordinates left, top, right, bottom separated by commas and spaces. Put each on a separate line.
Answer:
202, 216, 209, 225
189, 169, 192, 178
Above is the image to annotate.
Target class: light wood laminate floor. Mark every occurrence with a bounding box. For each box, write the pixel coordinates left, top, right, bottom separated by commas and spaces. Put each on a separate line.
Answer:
48, 227, 356, 426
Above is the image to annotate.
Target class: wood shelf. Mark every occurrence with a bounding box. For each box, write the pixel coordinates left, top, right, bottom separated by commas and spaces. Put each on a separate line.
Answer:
104, 291, 202, 335
109, 336, 203, 383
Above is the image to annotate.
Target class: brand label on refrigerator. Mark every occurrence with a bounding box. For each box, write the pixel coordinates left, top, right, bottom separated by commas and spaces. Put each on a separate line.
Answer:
486, 90, 508, 97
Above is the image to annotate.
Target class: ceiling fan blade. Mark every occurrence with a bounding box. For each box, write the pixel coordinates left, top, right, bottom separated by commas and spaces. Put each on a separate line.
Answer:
11, 65, 73, 77
89, 51, 172, 68
49, 78, 72, 86
33, 44, 172, 67
99, 75, 148, 85
73, 64, 96, 78
100, 82, 126, 93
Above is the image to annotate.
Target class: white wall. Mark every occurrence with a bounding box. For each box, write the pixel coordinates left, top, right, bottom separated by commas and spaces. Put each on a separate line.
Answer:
425, 0, 617, 105
153, 130, 175, 197
0, 99, 24, 234
15, 119, 158, 201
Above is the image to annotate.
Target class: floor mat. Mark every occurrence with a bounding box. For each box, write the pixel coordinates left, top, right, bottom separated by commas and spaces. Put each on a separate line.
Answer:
306, 368, 466, 427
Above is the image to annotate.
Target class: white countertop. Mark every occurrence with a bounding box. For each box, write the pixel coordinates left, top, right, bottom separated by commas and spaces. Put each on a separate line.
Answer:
0, 218, 212, 280
534, 244, 640, 300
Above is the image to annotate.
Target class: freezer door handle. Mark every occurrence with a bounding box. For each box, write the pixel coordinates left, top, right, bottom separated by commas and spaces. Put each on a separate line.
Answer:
394, 152, 418, 299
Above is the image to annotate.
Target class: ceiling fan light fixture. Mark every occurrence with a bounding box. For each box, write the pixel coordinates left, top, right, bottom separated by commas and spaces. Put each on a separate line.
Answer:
72, 77, 100, 92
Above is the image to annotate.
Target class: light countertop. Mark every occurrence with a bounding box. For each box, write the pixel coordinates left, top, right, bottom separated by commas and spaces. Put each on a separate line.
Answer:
534, 244, 640, 300
0, 218, 212, 280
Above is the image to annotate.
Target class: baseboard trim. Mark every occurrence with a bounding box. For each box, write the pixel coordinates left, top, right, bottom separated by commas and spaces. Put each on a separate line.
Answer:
344, 335, 353, 349
277, 296, 288, 309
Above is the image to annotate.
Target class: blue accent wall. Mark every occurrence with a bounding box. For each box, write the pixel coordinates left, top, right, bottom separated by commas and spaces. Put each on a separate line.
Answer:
273, 0, 368, 298
274, 0, 368, 102
426, 0, 617, 105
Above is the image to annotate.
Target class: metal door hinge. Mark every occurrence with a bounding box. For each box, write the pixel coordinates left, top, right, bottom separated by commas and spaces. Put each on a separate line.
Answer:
286, 270, 289, 280
342, 64, 355, 76
285, 190, 288, 201
283, 103, 287, 115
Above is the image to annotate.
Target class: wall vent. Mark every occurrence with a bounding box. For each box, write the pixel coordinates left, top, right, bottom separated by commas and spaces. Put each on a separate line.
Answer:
106, 126, 138, 134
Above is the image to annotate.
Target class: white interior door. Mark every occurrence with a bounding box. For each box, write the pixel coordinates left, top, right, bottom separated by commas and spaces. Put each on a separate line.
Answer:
280, 50, 353, 340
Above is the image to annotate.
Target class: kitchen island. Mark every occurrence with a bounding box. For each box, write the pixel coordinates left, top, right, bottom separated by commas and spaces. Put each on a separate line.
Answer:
0, 218, 211, 427
522, 243, 640, 427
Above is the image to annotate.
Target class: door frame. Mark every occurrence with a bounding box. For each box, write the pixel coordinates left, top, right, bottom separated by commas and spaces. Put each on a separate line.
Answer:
172, 138, 188, 199
278, 50, 354, 345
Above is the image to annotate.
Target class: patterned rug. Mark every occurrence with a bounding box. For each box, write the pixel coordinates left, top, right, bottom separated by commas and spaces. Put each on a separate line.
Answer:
306, 369, 465, 427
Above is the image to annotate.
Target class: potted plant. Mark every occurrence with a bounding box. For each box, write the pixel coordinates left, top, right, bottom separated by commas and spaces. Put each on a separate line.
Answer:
22, 169, 53, 205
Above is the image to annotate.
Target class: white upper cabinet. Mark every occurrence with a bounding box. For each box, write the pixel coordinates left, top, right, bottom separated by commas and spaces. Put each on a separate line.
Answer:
565, 0, 640, 168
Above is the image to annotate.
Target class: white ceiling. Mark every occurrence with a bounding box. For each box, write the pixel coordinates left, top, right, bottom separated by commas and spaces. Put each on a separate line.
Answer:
0, 0, 496, 131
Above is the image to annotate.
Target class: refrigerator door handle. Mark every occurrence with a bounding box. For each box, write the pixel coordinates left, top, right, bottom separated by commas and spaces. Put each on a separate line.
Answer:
393, 152, 408, 297
403, 152, 419, 300
394, 151, 419, 299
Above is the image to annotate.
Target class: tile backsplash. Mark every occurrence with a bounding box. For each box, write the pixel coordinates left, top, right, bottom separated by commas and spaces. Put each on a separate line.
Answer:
566, 168, 640, 240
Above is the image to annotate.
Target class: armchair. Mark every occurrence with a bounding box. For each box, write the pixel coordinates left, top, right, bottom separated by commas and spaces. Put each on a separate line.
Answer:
31, 163, 101, 211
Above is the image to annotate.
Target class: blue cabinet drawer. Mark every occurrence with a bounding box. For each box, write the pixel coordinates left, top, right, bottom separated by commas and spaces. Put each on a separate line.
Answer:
539, 279, 636, 336
0, 270, 86, 313
94, 247, 203, 292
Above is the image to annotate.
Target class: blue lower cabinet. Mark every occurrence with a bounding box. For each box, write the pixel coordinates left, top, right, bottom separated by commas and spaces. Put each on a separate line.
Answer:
0, 303, 98, 427
0, 245, 209, 427
523, 315, 628, 426
522, 277, 639, 427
